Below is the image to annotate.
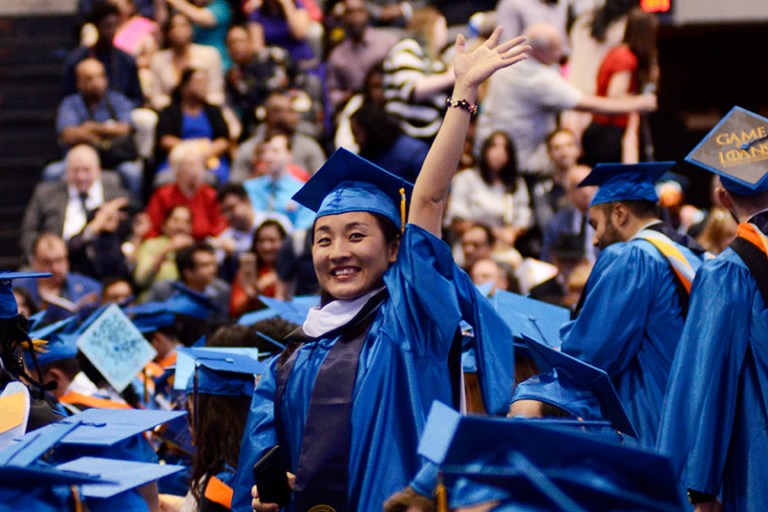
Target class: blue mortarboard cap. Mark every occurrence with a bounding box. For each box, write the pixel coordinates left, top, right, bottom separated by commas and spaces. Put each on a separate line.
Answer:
238, 295, 318, 327
491, 290, 568, 351
56, 456, 185, 499
513, 335, 636, 437
25, 409, 186, 448
292, 147, 414, 228
418, 401, 684, 511
685, 106, 768, 195
0, 464, 102, 512
178, 347, 265, 396
26, 315, 82, 367
579, 162, 675, 207
0, 271, 51, 319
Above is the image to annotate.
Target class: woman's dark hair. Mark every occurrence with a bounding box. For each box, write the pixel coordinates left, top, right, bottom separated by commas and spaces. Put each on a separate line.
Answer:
259, 0, 290, 18
623, 7, 658, 89
171, 67, 201, 104
251, 219, 288, 262
162, 11, 192, 47
477, 131, 519, 193
590, 0, 640, 42
351, 102, 402, 159
189, 394, 252, 504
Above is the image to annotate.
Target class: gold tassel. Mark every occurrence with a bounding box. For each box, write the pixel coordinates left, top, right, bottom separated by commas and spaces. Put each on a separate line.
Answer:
71, 485, 84, 512
435, 472, 448, 512
399, 187, 406, 234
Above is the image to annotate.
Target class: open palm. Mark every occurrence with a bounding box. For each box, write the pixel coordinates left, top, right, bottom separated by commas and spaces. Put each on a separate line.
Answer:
454, 27, 530, 89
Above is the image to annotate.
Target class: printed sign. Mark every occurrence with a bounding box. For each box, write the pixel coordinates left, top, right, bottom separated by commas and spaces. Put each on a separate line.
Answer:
77, 304, 157, 392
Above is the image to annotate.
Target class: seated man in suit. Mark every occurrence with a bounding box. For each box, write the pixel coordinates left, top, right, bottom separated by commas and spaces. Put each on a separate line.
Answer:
20, 144, 130, 260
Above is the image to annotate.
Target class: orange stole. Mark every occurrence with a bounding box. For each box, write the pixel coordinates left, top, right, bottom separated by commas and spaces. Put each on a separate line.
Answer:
204, 475, 234, 509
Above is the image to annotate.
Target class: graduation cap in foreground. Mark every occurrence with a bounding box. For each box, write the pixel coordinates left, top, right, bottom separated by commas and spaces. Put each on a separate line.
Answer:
56, 456, 185, 499
0, 271, 51, 319
292, 147, 414, 228
0, 464, 102, 512
418, 401, 685, 512
686, 106, 768, 195
579, 162, 676, 207
512, 334, 636, 437
176, 347, 265, 396
491, 290, 569, 351
21, 408, 186, 448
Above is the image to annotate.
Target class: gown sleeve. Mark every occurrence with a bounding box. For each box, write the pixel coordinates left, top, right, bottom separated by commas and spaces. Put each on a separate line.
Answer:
231, 357, 279, 512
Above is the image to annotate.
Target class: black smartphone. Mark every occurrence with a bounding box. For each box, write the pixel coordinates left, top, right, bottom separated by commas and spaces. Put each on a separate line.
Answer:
253, 445, 292, 507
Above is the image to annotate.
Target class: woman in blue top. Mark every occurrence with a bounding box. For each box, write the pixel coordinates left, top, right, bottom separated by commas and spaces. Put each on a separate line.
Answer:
233, 27, 529, 512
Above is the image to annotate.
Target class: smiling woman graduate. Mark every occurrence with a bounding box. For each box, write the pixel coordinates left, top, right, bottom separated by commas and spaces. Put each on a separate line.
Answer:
231, 28, 529, 512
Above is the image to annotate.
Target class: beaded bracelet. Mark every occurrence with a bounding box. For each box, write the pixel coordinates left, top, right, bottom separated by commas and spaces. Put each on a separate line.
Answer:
446, 97, 478, 116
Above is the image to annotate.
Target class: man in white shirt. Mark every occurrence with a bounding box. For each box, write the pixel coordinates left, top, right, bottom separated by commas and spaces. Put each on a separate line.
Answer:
21, 144, 130, 259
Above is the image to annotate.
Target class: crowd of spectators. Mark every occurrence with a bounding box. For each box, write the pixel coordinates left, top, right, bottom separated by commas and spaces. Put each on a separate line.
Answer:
19, 0, 736, 324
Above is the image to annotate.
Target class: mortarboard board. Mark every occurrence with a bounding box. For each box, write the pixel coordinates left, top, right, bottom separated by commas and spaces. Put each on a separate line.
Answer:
292, 147, 414, 228
491, 290, 568, 351
685, 106, 768, 195
177, 347, 265, 396
56, 456, 185, 499
0, 271, 51, 319
24, 408, 186, 448
579, 162, 676, 207
0, 464, 102, 512
418, 401, 685, 511
513, 334, 636, 437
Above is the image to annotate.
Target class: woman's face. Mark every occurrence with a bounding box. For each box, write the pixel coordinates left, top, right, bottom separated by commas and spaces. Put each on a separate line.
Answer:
312, 211, 399, 301
485, 134, 509, 174
163, 206, 193, 237
183, 70, 209, 101
168, 14, 193, 47
255, 224, 285, 265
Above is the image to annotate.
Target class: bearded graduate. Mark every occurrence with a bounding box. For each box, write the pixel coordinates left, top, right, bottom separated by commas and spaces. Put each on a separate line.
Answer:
230, 28, 530, 512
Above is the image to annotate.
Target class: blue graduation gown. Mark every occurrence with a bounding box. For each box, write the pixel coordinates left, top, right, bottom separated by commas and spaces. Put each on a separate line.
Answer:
231, 225, 514, 512
560, 239, 701, 447
657, 248, 768, 511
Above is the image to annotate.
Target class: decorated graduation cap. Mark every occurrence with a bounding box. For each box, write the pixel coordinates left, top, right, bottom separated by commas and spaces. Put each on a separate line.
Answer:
512, 334, 636, 437
176, 347, 265, 396
292, 147, 414, 228
418, 401, 685, 511
579, 162, 676, 207
0, 271, 51, 319
686, 106, 768, 195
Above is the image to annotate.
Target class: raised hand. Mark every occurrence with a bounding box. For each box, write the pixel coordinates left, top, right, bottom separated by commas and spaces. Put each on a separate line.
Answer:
453, 27, 529, 90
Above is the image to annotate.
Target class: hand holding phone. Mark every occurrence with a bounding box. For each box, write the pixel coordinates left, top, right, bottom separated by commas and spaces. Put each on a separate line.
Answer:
253, 445, 292, 508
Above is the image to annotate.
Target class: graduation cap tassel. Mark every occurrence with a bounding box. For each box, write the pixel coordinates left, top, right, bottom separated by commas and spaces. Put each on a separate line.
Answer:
435, 471, 448, 512
71, 485, 84, 512
399, 187, 406, 234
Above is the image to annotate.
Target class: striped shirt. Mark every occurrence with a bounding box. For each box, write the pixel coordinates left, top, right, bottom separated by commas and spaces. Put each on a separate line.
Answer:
382, 38, 447, 141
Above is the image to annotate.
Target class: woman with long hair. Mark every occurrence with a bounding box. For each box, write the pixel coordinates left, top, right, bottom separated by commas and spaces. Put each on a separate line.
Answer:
447, 130, 533, 249
229, 219, 288, 316
581, 7, 659, 165
231, 27, 529, 512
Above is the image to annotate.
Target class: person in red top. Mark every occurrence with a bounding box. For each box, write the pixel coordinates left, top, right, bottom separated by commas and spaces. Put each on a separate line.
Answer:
228, 218, 287, 316
581, 7, 658, 166
145, 140, 229, 240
